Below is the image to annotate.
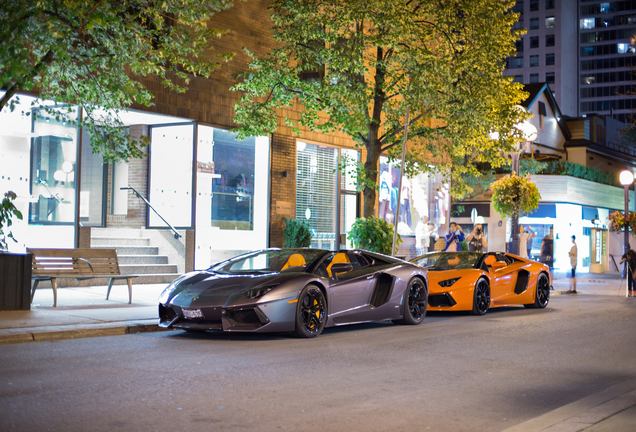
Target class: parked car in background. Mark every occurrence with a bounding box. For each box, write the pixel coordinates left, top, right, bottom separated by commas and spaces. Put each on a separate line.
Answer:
410, 251, 550, 315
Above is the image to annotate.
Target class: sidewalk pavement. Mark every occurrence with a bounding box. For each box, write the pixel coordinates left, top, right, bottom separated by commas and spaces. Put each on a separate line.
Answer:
0, 283, 171, 345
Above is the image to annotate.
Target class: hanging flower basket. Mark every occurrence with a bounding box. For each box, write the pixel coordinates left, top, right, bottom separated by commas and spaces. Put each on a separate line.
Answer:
609, 210, 636, 233
490, 173, 541, 218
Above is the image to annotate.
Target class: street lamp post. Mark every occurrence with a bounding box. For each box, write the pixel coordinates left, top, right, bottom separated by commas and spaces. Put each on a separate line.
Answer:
509, 121, 538, 256
620, 170, 634, 277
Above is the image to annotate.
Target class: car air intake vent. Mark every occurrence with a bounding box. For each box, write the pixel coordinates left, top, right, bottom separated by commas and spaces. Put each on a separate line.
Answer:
428, 293, 457, 307
227, 309, 262, 324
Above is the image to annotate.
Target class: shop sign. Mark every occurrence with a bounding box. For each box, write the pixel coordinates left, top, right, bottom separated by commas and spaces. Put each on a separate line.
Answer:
275, 201, 293, 215
197, 161, 215, 174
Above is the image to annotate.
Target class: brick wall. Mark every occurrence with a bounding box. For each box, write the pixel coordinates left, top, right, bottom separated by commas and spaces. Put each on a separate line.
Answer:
269, 134, 297, 247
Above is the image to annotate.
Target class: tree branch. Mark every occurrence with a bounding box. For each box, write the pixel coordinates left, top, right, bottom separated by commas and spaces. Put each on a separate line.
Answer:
0, 49, 55, 112
378, 111, 426, 145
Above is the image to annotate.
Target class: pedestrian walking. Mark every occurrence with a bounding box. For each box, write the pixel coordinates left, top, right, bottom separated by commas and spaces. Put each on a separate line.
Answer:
466, 223, 488, 252
518, 225, 535, 259
620, 249, 636, 297
540, 227, 554, 280
444, 222, 464, 252
567, 235, 578, 294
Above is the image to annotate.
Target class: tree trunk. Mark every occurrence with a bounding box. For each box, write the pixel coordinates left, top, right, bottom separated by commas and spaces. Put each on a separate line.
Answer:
362, 140, 381, 218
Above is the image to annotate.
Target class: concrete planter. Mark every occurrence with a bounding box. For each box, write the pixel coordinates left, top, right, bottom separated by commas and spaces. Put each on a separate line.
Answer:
0, 252, 32, 311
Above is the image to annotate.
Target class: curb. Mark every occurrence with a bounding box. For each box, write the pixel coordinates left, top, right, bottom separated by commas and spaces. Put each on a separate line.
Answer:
0, 322, 174, 345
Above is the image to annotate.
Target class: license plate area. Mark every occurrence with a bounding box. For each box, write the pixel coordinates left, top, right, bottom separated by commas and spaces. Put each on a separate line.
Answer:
182, 308, 204, 319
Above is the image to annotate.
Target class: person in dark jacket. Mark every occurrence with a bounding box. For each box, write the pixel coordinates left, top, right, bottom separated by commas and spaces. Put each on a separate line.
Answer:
620, 249, 636, 297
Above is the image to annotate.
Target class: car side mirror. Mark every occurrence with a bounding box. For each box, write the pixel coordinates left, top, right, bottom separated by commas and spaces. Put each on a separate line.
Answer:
330, 262, 353, 278
491, 261, 507, 271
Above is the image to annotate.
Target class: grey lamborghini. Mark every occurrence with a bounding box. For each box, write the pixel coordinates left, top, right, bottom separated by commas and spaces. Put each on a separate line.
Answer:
159, 248, 428, 338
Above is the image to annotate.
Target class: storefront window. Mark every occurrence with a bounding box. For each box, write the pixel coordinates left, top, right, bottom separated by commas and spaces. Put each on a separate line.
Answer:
296, 142, 339, 250
340, 148, 360, 249
79, 128, 107, 226
194, 125, 270, 269
379, 156, 449, 258
210, 129, 257, 230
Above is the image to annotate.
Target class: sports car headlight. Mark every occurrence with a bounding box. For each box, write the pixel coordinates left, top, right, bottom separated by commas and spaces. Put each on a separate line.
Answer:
438, 277, 460, 288
244, 284, 278, 299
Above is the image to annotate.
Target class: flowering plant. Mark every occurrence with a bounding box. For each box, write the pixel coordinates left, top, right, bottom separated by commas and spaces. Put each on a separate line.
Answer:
608, 211, 636, 233
490, 174, 541, 218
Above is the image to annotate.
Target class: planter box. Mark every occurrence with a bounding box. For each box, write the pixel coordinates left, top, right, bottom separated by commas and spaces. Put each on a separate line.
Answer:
0, 252, 32, 311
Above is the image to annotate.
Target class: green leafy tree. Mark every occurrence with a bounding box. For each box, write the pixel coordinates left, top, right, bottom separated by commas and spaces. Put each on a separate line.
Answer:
0, 191, 23, 250
232, 0, 529, 217
0, 0, 237, 162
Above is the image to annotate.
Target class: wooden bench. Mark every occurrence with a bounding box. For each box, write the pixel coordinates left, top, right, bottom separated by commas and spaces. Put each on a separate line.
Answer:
27, 248, 137, 307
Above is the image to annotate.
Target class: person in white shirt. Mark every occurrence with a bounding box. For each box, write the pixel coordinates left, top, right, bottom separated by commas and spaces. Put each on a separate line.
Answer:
568, 235, 578, 294
518, 225, 535, 259
415, 215, 430, 256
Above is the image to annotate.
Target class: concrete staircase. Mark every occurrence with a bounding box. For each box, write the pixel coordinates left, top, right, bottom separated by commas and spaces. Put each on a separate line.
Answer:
90, 228, 181, 285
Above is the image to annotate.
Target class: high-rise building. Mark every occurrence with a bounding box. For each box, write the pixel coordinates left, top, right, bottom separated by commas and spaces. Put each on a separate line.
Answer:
503, 0, 579, 117
579, 1, 636, 122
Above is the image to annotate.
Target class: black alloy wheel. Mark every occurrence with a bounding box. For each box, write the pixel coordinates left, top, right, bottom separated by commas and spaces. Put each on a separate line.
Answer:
525, 272, 550, 308
293, 284, 326, 338
472, 278, 490, 315
393, 277, 427, 325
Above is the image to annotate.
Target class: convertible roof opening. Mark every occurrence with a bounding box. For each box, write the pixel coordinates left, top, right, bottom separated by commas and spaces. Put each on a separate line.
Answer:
208, 249, 329, 274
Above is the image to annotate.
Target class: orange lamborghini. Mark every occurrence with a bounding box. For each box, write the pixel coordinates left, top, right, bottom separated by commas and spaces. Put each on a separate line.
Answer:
410, 252, 551, 315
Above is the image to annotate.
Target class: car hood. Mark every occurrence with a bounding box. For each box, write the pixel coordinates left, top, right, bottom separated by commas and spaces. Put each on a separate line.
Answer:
427, 268, 481, 289
163, 270, 301, 308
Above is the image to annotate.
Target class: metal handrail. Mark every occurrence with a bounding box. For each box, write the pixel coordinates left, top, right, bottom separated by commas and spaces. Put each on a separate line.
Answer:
120, 187, 182, 239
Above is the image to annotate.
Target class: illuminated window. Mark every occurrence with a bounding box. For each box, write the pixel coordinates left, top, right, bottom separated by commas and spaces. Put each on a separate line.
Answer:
545, 17, 555, 28
580, 18, 595, 29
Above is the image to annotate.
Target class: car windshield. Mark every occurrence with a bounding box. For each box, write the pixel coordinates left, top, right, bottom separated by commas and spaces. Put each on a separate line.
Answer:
208, 249, 327, 274
411, 252, 483, 270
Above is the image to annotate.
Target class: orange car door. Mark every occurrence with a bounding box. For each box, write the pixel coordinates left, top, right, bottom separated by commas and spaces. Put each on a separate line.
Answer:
490, 262, 518, 303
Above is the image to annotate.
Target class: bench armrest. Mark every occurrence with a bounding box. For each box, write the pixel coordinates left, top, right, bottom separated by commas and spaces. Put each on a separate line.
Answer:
75, 257, 94, 276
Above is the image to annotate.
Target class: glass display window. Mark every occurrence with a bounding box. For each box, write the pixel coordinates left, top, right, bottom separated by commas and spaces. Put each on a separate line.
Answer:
296, 142, 339, 250
195, 125, 270, 269
29, 107, 79, 226
0, 93, 79, 249
378, 155, 449, 242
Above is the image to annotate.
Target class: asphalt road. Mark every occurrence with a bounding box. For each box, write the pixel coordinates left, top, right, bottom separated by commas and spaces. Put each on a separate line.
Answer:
2, 295, 636, 432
